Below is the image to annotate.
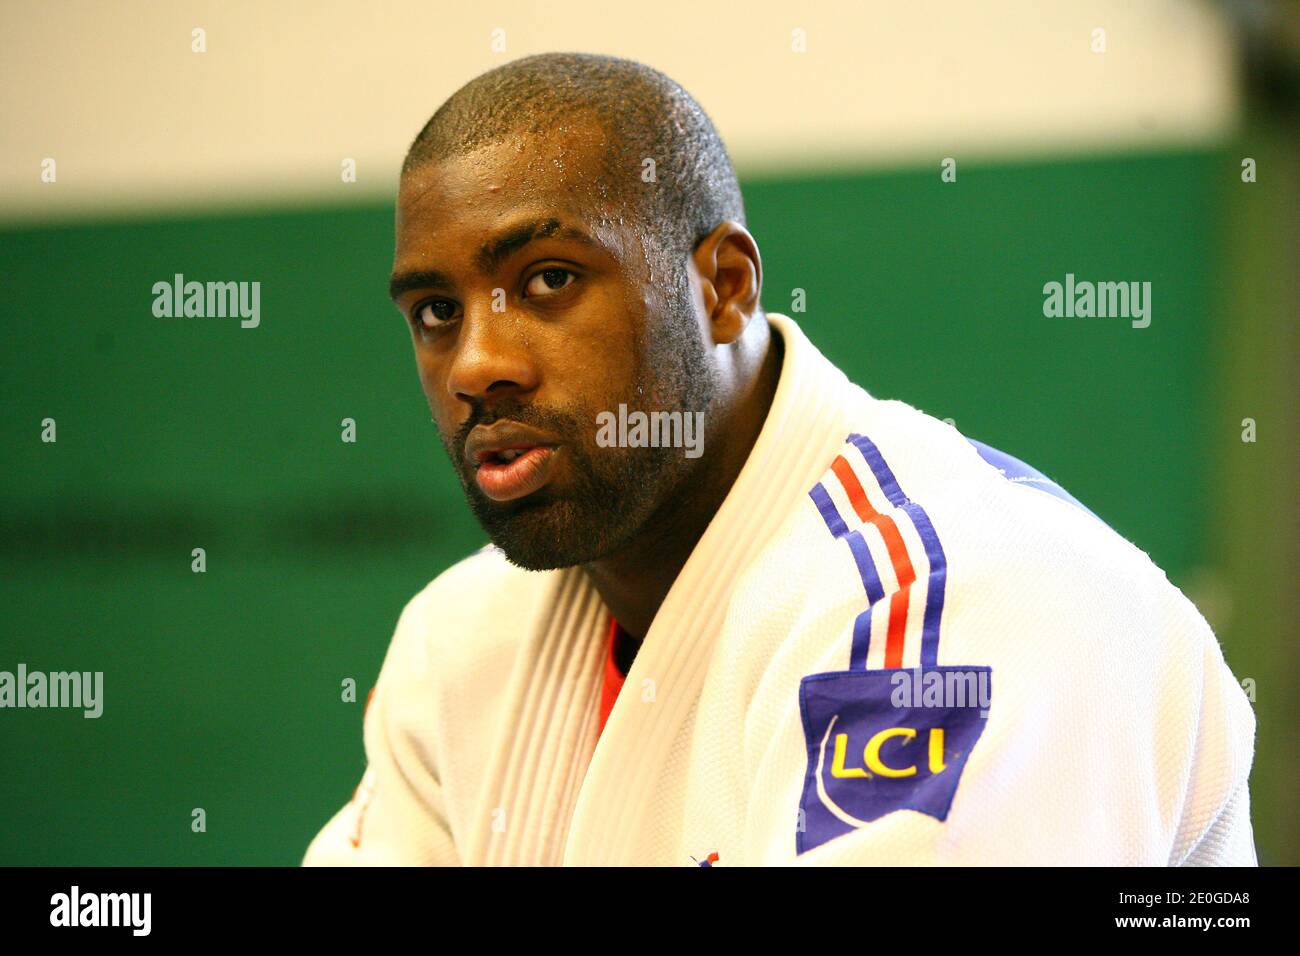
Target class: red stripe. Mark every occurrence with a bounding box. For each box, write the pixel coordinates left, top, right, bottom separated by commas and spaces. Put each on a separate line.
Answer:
830, 455, 918, 668
598, 616, 626, 735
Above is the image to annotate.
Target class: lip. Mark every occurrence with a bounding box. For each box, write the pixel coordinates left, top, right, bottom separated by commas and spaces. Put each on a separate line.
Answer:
474, 445, 559, 501
465, 422, 561, 502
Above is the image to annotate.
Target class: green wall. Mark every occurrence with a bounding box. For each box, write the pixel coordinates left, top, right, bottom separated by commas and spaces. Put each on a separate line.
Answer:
0, 148, 1281, 864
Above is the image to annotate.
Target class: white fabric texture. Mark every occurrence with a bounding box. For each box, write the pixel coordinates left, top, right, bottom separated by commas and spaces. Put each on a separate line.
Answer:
303, 312, 1257, 866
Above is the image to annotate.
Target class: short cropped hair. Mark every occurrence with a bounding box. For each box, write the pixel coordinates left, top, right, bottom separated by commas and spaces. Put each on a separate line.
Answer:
403, 52, 747, 269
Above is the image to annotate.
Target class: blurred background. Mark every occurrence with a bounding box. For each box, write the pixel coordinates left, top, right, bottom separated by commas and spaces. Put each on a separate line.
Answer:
0, 0, 1295, 865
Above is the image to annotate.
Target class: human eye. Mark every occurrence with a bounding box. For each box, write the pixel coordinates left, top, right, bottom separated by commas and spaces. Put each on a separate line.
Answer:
410, 299, 459, 332
522, 266, 577, 298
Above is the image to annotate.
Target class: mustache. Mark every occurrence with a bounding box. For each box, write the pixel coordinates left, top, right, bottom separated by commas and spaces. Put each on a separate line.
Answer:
447, 397, 585, 466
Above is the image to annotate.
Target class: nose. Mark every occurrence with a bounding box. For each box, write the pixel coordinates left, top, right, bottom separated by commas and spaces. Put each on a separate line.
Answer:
445, 305, 540, 407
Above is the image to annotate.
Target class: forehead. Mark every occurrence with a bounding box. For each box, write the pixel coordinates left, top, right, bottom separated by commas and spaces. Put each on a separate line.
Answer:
396, 120, 614, 239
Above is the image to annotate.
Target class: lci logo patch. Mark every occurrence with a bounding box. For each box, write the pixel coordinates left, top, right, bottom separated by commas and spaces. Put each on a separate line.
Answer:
797, 667, 991, 854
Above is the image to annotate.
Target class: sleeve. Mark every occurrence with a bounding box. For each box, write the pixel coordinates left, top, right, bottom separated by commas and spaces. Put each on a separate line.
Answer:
736, 553, 1259, 866
302, 589, 461, 866
1171, 632, 1258, 866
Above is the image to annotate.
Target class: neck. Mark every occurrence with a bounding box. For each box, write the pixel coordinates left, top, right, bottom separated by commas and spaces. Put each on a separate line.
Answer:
582, 320, 783, 641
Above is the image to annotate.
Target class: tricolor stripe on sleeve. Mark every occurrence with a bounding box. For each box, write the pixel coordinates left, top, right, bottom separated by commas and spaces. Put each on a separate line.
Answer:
808, 433, 949, 671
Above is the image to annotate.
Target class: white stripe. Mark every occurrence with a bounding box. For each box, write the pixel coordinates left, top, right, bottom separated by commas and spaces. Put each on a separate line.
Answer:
824, 458, 899, 593
842, 442, 934, 670
865, 589, 891, 671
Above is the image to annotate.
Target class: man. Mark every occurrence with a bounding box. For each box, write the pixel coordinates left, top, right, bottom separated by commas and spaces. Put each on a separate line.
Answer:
304, 52, 1256, 865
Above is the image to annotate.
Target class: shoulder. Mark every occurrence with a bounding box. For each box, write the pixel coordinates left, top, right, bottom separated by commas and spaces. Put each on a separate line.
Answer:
729, 393, 1218, 679
712, 385, 1254, 859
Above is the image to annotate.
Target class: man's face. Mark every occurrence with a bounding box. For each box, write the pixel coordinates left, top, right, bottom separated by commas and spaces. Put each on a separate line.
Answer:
390, 123, 715, 569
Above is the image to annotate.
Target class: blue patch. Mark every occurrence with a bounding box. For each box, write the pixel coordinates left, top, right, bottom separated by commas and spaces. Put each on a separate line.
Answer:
797, 667, 991, 854
967, 438, 1096, 518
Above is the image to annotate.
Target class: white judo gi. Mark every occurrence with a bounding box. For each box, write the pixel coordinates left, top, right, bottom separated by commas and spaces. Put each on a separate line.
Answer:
304, 312, 1257, 866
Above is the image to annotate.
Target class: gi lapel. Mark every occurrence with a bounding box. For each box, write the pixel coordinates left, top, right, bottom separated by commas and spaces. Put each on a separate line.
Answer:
464, 564, 607, 865
561, 313, 858, 864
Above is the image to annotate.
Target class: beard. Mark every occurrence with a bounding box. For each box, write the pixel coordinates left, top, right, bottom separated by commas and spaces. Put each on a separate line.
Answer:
441, 268, 715, 570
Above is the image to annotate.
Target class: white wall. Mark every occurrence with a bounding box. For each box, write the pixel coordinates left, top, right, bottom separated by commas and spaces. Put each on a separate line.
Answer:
0, 0, 1237, 222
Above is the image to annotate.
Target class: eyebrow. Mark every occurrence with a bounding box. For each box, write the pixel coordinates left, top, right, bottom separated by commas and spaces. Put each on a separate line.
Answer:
388, 218, 603, 302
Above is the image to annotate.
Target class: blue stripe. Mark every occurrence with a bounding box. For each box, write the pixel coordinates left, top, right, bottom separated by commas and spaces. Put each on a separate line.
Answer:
845, 529, 885, 604
809, 482, 884, 668
808, 482, 848, 538
850, 607, 874, 670
846, 433, 949, 669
